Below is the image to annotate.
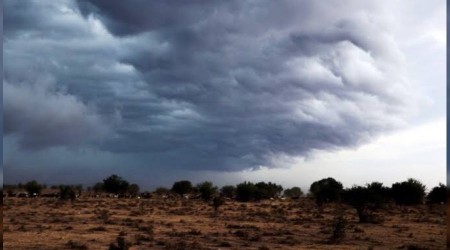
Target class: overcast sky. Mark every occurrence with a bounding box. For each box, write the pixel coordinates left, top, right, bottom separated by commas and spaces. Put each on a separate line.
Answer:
3, 0, 446, 191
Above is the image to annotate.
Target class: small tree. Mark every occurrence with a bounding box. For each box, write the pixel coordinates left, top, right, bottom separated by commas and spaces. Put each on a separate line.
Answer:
103, 175, 130, 195
427, 183, 446, 204
220, 185, 236, 198
197, 181, 217, 201
236, 182, 256, 202
391, 178, 426, 205
59, 185, 77, 201
342, 184, 386, 223
212, 196, 224, 212
309, 177, 343, 206
283, 187, 303, 198
24, 180, 43, 196
171, 180, 193, 196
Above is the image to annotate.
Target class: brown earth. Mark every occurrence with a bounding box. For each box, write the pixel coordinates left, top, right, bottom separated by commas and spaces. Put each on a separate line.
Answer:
2, 197, 446, 250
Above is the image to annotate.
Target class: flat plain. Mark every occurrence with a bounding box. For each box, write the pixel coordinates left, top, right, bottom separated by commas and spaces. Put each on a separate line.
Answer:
2, 197, 446, 250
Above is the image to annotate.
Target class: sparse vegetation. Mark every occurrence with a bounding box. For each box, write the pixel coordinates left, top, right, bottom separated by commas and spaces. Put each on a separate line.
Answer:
2, 177, 446, 249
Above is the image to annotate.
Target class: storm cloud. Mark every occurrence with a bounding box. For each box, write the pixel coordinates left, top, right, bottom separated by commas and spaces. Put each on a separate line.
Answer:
4, 0, 419, 172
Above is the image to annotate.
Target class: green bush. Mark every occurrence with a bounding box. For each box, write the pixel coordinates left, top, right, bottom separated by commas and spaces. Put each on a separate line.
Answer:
197, 181, 217, 201
309, 177, 343, 205
103, 175, 130, 195
171, 180, 193, 196
220, 185, 236, 198
254, 182, 283, 200
391, 178, 426, 205
283, 187, 303, 198
236, 182, 256, 202
24, 180, 43, 196
427, 183, 446, 204
59, 185, 77, 201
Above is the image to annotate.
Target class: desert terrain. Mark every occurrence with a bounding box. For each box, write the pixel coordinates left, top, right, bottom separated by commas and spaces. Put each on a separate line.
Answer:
3, 196, 446, 250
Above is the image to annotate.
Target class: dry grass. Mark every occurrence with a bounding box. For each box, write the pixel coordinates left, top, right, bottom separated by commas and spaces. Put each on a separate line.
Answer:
3, 197, 446, 249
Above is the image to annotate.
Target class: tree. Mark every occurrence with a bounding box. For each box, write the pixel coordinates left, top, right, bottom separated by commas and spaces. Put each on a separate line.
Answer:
171, 180, 193, 196
309, 177, 343, 206
427, 183, 446, 204
236, 182, 256, 202
128, 184, 140, 197
342, 183, 388, 223
283, 187, 303, 198
365, 182, 391, 207
24, 180, 43, 196
220, 185, 236, 198
391, 178, 426, 205
102, 175, 130, 195
197, 181, 217, 201
254, 182, 283, 200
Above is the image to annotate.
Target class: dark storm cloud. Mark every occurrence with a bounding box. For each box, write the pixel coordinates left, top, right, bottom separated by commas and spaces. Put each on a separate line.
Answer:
4, 0, 415, 171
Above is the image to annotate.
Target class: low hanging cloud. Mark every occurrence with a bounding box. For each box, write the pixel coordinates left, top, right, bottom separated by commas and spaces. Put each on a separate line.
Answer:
3, 77, 109, 150
4, 0, 419, 172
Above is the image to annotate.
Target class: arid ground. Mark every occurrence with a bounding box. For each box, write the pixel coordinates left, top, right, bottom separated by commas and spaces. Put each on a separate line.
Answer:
3, 197, 446, 250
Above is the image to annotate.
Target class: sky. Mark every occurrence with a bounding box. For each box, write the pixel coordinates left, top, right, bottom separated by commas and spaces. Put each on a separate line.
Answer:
2, 0, 446, 192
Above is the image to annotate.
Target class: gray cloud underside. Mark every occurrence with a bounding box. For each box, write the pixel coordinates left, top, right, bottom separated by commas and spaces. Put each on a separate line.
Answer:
4, 0, 417, 171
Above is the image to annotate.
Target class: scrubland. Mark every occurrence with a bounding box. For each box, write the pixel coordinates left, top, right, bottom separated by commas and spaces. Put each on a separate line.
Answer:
2, 197, 446, 250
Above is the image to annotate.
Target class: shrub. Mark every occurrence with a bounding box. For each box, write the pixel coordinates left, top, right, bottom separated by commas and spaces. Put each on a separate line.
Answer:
212, 196, 224, 211
109, 232, 131, 250
171, 180, 193, 196
197, 181, 217, 201
254, 182, 283, 200
59, 185, 77, 201
154, 187, 170, 195
309, 177, 343, 206
328, 214, 347, 244
391, 178, 426, 205
103, 175, 130, 195
220, 185, 236, 198
236, 182, 256, 202
342, 184, 386, 223
427, 183, 446, 204
24, 180, 43, 196
283, 187, 303, 198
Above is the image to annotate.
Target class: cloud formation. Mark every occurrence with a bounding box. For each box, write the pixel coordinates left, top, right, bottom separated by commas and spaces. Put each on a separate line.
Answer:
4, 0, 419, 172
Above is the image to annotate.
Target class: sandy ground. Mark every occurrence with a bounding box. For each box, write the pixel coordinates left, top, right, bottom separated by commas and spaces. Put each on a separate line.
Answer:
3, 197, 446, 250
